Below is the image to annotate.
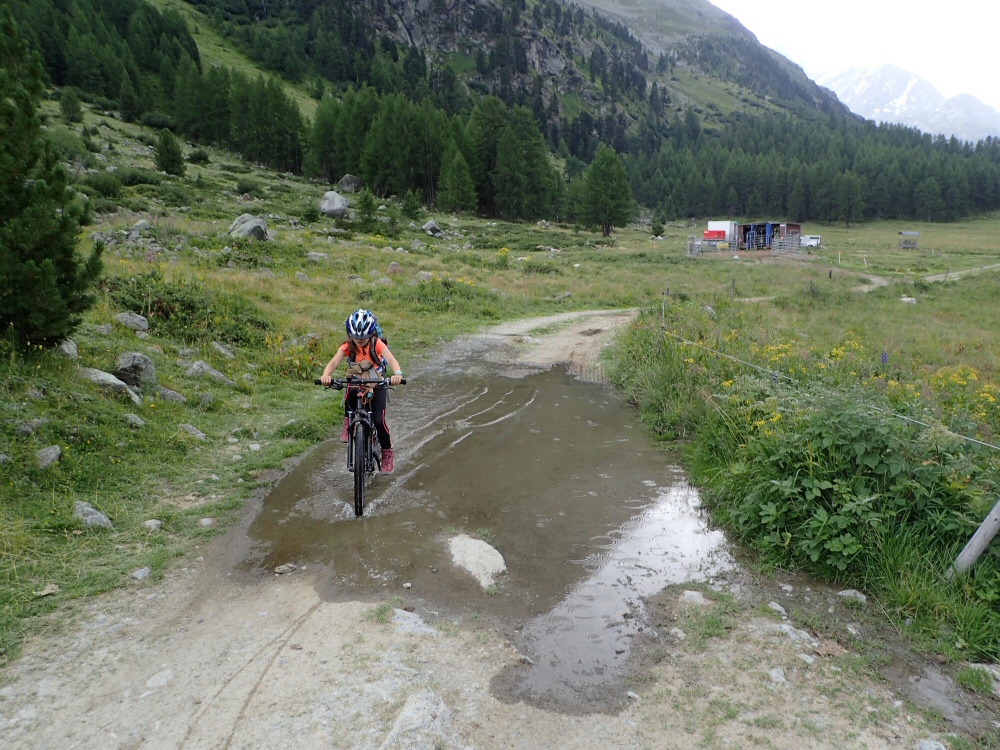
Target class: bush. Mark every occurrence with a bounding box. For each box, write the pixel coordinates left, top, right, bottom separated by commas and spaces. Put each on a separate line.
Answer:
187, 148, 210, 165
401, 190, 422, 220
117, 167, 161, 186
154, 129, 185, 176
235, 178, 262, 196
100, 270, 273, 345
141, 112, 175, 130
84, 172, 122, 199
59, 87, 82, 122
300, 204, 320, 223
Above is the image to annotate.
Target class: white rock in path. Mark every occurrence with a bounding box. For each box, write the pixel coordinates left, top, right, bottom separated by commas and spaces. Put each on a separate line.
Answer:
393, 609, 437, 636
377, 688, 452, 750
680, 590, 710, 606
769, 667, 786, 685
837, 589, 867, 604
448, 534, 506, 589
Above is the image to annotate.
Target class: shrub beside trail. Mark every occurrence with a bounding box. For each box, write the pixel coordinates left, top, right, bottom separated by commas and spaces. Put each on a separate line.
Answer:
608, 305, 1000, 661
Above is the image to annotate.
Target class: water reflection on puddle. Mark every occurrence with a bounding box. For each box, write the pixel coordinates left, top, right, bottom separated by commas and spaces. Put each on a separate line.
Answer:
242, 363, 736, 710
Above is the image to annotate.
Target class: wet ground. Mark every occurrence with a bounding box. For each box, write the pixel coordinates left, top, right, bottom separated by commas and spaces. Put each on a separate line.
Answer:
234, 324, 999, 730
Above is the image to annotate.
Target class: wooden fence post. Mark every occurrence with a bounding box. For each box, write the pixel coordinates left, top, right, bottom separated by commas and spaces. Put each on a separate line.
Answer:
948, 499, 1000, 579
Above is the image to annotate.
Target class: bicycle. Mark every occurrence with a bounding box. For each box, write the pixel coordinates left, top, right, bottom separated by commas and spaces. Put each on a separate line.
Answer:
315, 376, 405, 517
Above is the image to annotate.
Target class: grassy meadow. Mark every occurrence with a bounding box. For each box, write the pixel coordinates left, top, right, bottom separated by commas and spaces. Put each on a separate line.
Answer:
4, 98, 1000, 670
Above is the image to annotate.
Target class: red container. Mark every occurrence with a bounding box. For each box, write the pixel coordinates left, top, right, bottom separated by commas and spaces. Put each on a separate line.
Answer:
703, 230, 726, 240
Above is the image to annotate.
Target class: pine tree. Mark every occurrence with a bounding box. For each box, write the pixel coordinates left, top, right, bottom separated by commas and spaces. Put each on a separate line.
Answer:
582, 144, 633, 236
0, 9, 102, 348
60, 87, 83, 122
154, 128, 185, 176
118, 75, 141, 123
437, 145, 477, 213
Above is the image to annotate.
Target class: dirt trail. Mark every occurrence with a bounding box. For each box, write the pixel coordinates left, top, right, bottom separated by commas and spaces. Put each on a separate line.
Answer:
0, 311, 979, 749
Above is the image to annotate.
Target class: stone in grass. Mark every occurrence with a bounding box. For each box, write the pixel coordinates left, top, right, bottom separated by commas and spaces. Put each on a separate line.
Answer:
74, 500, 113, 529
114, 312, 149, 332
179, 424, 207, 441
837, 589, 867, 604
115, 352, 157, 387
679, 590, 710, 606
156, 386, 187, 404
79, 367, 142, 405
142, 519, 163, 532
185, 361, 237, 387
131, 567, 151, 580
211, 342, 236, 360
124, 414, 145, 428
58, 339, 79, 359
37, 445, 61, 469
0, 453, 11, 465
199, 518, 216, 527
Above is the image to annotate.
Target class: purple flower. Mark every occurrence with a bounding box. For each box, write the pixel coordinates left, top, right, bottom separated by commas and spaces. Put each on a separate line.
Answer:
881, 350, 889, 366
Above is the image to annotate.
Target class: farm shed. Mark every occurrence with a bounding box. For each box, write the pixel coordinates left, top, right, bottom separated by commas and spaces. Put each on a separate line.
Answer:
739, 222, 801, 251
898, 231, 920, 249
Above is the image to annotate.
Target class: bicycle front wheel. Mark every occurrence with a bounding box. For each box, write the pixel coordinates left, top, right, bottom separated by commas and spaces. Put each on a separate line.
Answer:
353, 426, 366, 517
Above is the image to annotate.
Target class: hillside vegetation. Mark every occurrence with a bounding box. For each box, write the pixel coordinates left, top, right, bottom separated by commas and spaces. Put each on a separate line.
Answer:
3, 2, 1000, 706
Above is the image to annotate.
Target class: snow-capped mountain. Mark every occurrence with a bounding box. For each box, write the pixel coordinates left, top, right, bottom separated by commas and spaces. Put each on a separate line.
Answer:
819, 65, 1000, 143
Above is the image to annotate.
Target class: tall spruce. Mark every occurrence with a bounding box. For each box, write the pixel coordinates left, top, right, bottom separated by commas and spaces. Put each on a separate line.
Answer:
0, 8, 102, 348
154, 128, 185, 176
437, 145, 477, 213
583, 144, 633, 236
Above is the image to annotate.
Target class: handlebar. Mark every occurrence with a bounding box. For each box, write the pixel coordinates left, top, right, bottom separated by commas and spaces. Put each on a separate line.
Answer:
314, 376, 407, 389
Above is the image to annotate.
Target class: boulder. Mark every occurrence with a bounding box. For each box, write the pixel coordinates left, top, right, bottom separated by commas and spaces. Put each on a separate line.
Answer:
226, 214, 269, 241
74, 500, 112, 529
179, 424, 207, 441
211, 342, 235, 360
114, 312, 149, 332
386, 262, 402, 276
58, 339, 79, 359
337, 174, 362, 193
115, 352, 157, 387
37, 445, 61, 469
156, 386, 187, 404
422, 219, 443, 237
79, 367, 142, 404
185, 360, 237, 387
319, 191, 349, 218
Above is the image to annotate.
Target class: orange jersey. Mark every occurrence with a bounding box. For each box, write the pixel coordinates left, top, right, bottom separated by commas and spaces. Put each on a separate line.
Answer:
338, 338, 389, 373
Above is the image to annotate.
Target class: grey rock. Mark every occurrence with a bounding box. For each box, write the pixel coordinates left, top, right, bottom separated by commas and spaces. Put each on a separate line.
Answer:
837, 589, 867, 604
131, 567, 151, 580
96, 324, 113, 335
703, 305, 716, 318
668, 627, 686, 641
305, 252, 328, 262
226, 214, 268, 241
211, 341, 235, 360
900, 296, 917, 304
768, 601, 787, 617
368, 269, 382, 278
179, 424, 207, 441
115, 352, 157, 387
337, 174, 362, 193
232, 454, 243, 461
680, 590, 710, 606
16, 418, 49, 437
0, 453, 10, 464
114, 312, 149, 332
185, 360, 237, 387
242, 373, 255, 383
135, 331, 149, 340
249, 443, 261, 451
553, 291, 571, 300
79, 367, 142, 404
58, 339, 79, 359
377, 688, 451, 749
124, 414, 145, 431
274, 563, 297, 575
198, 392, 214, 409
393, 609, 438, 636
422, 219, 443, 236
769, 668, 786, 685
142, 519, 162, 532
178, 347, 197, 357
918, 743, 947, 750
373, 277, 392, 286
199, 517, 215, 527
319, 191, 349, 218
37, 445, 61, 469
410, 239, 424, 251
797, 653, 816, 665
295, 272, 310, 282
416, 271, 433, 281
132, 219, 152, 233
346, 274, 364, 284
74, 500, 112, 529
156, 386, 187, 404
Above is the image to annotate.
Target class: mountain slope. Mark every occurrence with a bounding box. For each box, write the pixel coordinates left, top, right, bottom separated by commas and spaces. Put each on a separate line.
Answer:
821, 64, 1000, 142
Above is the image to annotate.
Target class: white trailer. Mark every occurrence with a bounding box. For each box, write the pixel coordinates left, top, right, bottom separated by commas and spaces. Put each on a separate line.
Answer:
707, 220, 739, 243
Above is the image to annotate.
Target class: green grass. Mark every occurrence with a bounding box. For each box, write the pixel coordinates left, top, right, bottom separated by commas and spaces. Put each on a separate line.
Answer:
954, 665, 995, 695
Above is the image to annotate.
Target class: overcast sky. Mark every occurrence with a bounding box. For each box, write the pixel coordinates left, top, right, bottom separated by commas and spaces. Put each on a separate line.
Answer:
707, 0, 1000, 113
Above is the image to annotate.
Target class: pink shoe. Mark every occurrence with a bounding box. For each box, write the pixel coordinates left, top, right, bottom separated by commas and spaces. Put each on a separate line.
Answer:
339, 417, 349, 443
381, 449, 394, 474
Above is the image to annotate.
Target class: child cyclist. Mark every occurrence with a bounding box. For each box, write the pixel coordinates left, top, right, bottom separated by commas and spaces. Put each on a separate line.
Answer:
320, 309, 404, 473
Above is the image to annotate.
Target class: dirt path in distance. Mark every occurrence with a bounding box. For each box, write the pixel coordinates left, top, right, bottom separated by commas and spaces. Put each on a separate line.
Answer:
0, 310, 981, 750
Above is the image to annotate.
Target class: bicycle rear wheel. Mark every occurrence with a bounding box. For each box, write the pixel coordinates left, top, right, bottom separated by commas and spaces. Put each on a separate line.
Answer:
353, 426, 366, 517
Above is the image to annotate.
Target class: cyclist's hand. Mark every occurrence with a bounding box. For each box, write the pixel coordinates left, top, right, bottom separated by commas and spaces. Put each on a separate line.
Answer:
320, 373, 332, 386
389, 374, 403, 386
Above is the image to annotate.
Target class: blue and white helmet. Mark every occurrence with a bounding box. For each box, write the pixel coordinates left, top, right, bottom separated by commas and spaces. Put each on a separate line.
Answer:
346, 309, 376, 338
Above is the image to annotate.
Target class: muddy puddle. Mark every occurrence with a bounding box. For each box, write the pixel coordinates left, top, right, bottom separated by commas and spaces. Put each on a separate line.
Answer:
238, 340, 737, 711
234, 331, 998, 729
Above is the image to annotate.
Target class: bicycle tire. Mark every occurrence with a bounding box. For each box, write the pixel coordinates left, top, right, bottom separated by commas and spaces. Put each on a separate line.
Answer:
353, 425, 366, 517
